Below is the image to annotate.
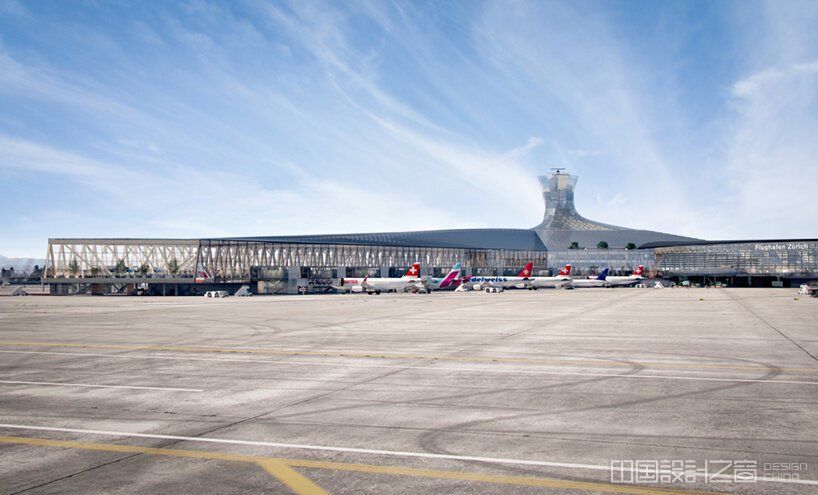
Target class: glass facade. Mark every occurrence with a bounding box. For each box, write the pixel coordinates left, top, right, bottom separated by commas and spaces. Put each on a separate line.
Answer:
45, 238, 548, 284
196, 240, 547, 281
43, 239, 200, 280
653, 240, 818, 277
547, 248, 654, 276
45, 237, 817, 293
539, 173, 578, 210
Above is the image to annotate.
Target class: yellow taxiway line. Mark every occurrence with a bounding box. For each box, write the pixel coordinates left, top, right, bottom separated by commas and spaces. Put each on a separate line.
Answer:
0, 340, 816, 373
257, 459, 330, 495
0, 435, 327, 495
0, 434, 721, 495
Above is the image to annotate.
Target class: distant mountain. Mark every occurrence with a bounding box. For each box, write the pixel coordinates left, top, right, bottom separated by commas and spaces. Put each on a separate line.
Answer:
0, 255, 46, 271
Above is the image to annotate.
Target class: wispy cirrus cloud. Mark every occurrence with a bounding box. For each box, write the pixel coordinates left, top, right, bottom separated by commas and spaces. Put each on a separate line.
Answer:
732, 60, 818, 98
0, 134, 475, 243
1, 0, 817, 257
717, 0, 818, 239
471, 1, 697, 231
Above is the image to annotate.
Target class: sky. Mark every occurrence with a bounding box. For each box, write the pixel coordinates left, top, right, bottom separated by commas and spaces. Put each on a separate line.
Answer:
1, 0, 817, 257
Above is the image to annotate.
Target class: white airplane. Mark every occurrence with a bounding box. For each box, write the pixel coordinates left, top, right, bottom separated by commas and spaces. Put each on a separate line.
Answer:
568, 268, 610, 288
525, 264, 573, 289
607, 265, 645, 287
468, 262, 534, 291
338, 263, 421, 294
414, 262, 465, 292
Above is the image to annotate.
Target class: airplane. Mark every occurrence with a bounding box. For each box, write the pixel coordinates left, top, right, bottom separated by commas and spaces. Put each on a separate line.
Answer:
468, 262, 534, 292
194, 263, 209, 283
606, 265, 645, 287
413, 262, 466, 292
525, 264, 573, 289
568, 268, 610, 288
338, 263, 421, 294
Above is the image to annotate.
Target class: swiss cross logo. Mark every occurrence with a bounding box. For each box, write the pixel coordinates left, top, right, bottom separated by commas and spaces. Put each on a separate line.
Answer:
518, 263, 534, 277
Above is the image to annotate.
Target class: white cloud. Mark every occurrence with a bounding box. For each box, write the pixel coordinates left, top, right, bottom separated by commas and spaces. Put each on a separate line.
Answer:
721, 58, 818, 238
471, 1, 695, 233
732, 60, 818, 98
0, 134, 474, 245
508, 137, 544, 158
3, 0, 818, 256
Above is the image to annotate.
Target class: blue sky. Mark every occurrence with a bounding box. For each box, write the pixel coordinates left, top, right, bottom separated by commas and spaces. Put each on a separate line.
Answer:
1, 0, 817, 257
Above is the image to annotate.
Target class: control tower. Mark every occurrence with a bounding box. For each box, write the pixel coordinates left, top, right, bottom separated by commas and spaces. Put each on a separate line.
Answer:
532, 170, 696, 249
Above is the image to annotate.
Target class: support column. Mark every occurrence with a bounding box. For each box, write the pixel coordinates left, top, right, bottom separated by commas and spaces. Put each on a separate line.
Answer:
287, 266, 300, 294
50, 284, 69, 295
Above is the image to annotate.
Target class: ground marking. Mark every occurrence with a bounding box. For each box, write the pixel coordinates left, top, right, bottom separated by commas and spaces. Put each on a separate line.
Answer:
0, 379, 202, 392
256, 459, 330, 495
0, 435, 326, 495
0, 424, 815, 486
1, 340, 816, 373
0, 434, 723, 495
1, 349, 816, 386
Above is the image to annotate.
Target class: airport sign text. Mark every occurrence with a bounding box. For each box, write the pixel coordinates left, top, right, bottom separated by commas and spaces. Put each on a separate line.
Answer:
754, 243, 809, 251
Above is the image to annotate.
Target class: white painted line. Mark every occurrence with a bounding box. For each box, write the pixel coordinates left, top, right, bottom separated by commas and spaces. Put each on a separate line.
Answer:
2, 350, 817, 386
0, 380, 202, 392
0, 423, 814, 486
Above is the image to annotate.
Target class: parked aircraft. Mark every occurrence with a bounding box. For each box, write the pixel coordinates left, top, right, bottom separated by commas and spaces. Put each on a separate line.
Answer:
415, 262, 466, 292
468, 262, 534, 291
525, 264, 572, 289
606, 265, 645, 287
338, 263, 421, 294
568, 268, 610, 288
194, 263, 209, 283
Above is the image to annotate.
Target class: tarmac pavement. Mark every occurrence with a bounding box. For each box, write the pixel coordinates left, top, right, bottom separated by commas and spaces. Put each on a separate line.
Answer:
0, 288, 816, 494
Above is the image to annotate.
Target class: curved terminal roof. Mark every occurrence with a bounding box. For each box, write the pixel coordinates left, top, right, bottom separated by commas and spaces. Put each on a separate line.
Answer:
537, 228, 695, 250
220, 172, 699, 252
226, 228, 547, 251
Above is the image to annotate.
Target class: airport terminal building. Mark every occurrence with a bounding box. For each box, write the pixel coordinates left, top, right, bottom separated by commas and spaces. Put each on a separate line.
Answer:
42, 172, 818, 294
647, 239, 818, 286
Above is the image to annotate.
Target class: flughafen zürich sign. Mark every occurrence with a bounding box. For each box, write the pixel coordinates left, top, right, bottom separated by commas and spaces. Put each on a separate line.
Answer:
754, 243, 809, 251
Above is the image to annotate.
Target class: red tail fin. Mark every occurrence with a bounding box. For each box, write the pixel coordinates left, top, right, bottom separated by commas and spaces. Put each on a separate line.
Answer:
403, 263, 420, 278
518, 262, 533, 277
633, 265, 644, 276
558, 264, 572, 276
